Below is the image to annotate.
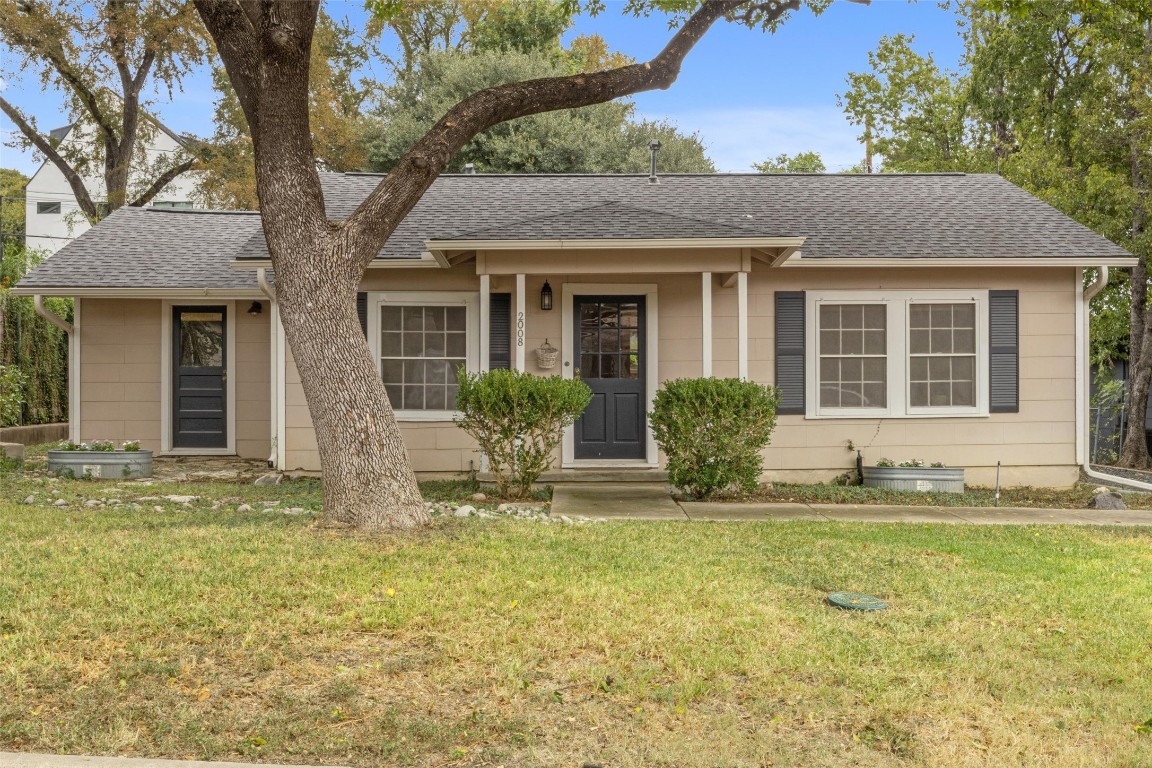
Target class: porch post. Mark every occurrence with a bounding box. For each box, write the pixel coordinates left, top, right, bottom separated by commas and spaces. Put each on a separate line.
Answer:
479, 274, 490, 371
737, 271, 748, 380
515, 273, 526, 371
701, 272, 713, 377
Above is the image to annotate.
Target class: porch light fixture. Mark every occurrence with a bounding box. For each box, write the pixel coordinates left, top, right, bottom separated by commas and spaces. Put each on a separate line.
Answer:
247, 301, 263, 316
540, 281, 553, 311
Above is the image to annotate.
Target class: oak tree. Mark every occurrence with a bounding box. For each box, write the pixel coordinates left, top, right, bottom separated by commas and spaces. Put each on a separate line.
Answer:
192, 0, 849, 530
0, 0, 211, 221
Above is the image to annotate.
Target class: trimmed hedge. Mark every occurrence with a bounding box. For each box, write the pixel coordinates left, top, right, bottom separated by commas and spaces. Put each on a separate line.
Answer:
455, 368, 592, 498
649, 377, 779, 499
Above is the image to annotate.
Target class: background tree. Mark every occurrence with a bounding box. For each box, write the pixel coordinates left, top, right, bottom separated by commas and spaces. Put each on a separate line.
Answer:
363, 48, 715, 174
0, 169, 28, 243
197, 11, 376, 209
842, 0, 1150, 467
0, 0, 211, 221
753, 150, 825, 173
191, 0, 843, 531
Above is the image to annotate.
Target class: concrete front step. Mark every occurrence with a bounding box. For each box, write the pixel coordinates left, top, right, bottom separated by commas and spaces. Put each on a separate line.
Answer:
479, 468, 668, 485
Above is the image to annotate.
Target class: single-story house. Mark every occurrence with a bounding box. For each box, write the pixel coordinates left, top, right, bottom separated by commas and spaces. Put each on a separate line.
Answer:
13, 171, 1137, 487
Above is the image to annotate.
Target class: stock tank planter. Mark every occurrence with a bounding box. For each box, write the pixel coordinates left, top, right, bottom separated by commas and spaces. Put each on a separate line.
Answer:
862, 465, 964, 493
48, 450, 153, 479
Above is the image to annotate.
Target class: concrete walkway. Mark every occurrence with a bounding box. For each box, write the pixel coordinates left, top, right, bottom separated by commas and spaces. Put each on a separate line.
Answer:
549, 484, 1152, 526
0, 754, 347, 768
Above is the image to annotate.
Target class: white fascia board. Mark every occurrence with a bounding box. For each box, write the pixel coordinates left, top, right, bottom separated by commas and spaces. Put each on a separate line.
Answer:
229, 255, 444, 270
780, 255, 1139, 268
423, 236, 807, 252
9, 287, 264, 298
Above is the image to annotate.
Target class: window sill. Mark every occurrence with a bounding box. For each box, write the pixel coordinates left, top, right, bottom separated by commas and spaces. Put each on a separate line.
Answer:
804, 410, 988, 420
394, 410, 461, 423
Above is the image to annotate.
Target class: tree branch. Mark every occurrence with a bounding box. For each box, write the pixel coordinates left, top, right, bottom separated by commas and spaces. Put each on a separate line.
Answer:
192, 0, 264, 135
344, 0, 756, 253
5, 1, 121, 147
0, 95, 99, 221
128, 157, 199, 207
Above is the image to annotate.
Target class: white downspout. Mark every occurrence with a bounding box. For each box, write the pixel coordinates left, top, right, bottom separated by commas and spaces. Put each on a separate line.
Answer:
34, 295, 73, 334
1077, 267, 1152, 490
257, 268, 278, 469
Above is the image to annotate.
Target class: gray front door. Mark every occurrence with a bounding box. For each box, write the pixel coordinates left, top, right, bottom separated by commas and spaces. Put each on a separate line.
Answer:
574, 296, 646, 460
172, 306, 227, 449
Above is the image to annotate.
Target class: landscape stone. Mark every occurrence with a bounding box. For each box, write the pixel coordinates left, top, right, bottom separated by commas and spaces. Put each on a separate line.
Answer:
84, 499, 103, 508
1089, 491, 1126, 510
254, 473, 283, 486
237, 504, 253, 513
471, 493, 487, 502
163, 495, 198, 504
23, 495, 34, 504
53, 499, 67, 507
454, 505, 476, 517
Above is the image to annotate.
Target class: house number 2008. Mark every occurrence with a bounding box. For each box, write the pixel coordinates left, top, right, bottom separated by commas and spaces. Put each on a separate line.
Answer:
516, 311, 525, 347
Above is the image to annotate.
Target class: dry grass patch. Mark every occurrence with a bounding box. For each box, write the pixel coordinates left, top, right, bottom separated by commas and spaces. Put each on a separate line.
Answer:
0, 475, 1150, 767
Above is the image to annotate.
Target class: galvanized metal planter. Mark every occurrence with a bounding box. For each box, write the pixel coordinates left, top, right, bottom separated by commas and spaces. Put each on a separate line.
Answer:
862, 465, 964, 493
47, 450, 154, 479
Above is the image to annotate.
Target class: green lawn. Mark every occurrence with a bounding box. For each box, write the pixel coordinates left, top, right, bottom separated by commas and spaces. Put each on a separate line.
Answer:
1, 473, 1150, 767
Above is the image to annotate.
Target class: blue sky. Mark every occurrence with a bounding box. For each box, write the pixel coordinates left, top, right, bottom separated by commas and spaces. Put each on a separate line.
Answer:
0, 0, 964, 177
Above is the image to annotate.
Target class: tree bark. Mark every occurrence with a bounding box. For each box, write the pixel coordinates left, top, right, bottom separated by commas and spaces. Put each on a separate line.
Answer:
193, 0, 808, 530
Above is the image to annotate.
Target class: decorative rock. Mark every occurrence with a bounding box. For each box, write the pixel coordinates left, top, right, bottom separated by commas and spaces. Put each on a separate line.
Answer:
163, 495, 198, 504
1089, 491, 1126, 510
471, 492, 487, 502
53, 499, 68, 507
497, 503, 510, 513
286, 507, 307, 514
453, 504, 476, 518
153, 506, 164, 512
84, 499, 103, 508
236, 503, 253, 513
254, 473, 283, 486
23, 495, 35, 505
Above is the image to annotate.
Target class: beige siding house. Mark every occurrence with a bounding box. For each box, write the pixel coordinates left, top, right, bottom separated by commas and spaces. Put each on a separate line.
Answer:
14, 172, 1136, 487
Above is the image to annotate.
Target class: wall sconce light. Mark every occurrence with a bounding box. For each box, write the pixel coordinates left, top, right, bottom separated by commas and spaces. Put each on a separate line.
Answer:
247, 301, 263, 316
540, 280, 553, 311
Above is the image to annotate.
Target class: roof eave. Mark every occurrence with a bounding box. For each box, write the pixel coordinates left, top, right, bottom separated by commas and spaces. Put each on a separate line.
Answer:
780, 255, 1139, 268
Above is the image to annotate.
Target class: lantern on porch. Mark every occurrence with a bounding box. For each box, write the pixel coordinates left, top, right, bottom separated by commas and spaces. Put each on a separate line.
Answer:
540, 280, 553, 311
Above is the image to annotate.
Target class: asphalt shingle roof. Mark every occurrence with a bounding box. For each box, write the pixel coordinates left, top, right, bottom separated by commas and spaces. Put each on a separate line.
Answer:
18, 172, 1134, 290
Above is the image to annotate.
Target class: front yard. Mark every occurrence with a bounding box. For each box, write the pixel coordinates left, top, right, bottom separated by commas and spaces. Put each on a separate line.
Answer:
0, 470, 1150, 767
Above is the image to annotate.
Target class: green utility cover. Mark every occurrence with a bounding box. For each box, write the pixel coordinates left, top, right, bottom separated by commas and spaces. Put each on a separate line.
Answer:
827, 592, 888, 612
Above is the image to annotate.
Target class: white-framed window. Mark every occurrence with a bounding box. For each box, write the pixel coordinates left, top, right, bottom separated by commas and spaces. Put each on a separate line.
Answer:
806, 290, 988, 419
368, 291, 479, 421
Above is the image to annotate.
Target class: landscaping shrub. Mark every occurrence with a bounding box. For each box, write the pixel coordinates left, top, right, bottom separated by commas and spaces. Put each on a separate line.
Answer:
455, 368, 592, 498
649, 377, 779, 499
0, 363, 26, 427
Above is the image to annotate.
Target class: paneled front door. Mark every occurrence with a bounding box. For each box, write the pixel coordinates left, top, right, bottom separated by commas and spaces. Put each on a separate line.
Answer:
573, 296, 646, 460
172, 306, 227, 449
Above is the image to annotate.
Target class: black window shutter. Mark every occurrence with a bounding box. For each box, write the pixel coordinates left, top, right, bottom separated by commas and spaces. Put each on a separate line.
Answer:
356, 292, 368, 338
489, 293, 512, 370
775, 291, 806, 415
989, 290, 1019, 413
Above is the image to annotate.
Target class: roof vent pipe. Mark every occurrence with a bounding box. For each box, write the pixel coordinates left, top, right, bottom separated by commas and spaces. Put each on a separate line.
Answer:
463, 163, 476, 175
648, 140, 661, 184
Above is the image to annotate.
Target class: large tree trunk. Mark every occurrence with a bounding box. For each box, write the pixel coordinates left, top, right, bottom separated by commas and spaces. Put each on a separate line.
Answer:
274, 242, 429, 529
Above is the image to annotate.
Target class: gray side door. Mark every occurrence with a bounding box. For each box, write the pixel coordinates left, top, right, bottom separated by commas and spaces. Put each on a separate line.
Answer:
573, 296, 646, 460
172, 306, 227, 449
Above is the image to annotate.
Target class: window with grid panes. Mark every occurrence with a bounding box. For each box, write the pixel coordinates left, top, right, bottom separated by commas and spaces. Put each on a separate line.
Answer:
380, 305, 467, 411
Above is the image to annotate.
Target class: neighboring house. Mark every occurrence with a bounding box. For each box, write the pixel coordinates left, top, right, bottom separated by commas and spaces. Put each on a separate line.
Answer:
24, 118, 199, 255
12, 172, 1137, 487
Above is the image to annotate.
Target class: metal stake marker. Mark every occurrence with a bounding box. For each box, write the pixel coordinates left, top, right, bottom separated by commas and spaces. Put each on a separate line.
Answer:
995, 460, 1001, 507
